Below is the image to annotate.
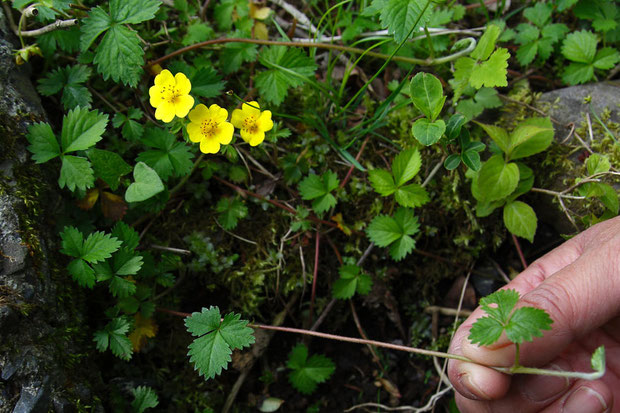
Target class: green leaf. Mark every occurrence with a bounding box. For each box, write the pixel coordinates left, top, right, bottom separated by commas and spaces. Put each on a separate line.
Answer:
60, 226, 85, 258
125, 162, 165, 203
131, 386, 159, 413
68, 258, 96, 288
60, 107, 108, 153
367, 207, 420, 261
185, 307, 255, 379
505, 307, 553, 344
287, 344, 335, 394
523, 2, 552, 28
137, 127, 194, 180
88, 148, 132, 191
476, 122, 510, 154
38, 65, 92, 110
190, 67, 226, 98
444, 154, 461, 170
591, 346, 606, 374
392, 148, 422, 186
82, 231, 123, 263
113, 109, 144, 142
94, 317, 133, 360
255, 46, 317, 105
503, 201, 537, 243
298, 171, 339, 213
80, 6, 112, 51
562, 30, 597, 63
469, 48, 510, 89
380, 0, 433, 44
109, 0, 161, 24
461, 150, 482, 171
93, 25, 144, 87
110, 275, 137, 298
597, 183, 619, 214
468, 316, 504, 346
509, 117, 554, 160
480, 289, 520, 323
562, 62, 595, 85
446, 114, 467, 141
368, 169, 397, 196
586, 154, 611, 175
114, 248, 144, 276
112, 221, 140, 250
59, 155, 95, 191
409, 72, 446, 121
473, 155, 520, 203
411, 118, 445, 146
471, 24, 501, 61
451, 57, 475, 101
26, 122, 60, 163
220, 42, 258, 74
593, 47, 620, 70
394, 184, 429, 208
215, 197, 248, 230
332, 265, 372, 299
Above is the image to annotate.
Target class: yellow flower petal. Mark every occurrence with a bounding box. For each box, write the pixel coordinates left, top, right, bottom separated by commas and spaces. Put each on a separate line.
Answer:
189, 104, 208, 123
187, 123, 202, 143
155, 69, 174, 86
155, 102, 175, 123
175, 95, 195, 118
175, 72, 192, 95
200, 138, 220, 154
217, 122, 235, 145
242, 101, 261, 117
257, 110, 273, 132
248, 130, 265, 146
231, 108, 246, 128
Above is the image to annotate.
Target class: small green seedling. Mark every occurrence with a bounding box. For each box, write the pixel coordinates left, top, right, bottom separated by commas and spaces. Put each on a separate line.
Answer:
469, 289, 606, 380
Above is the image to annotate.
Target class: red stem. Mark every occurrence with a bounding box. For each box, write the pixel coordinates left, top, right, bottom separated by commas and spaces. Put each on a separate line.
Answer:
512, 233, 528, 269
308, 231, 321, 327
339, 136, 370, 190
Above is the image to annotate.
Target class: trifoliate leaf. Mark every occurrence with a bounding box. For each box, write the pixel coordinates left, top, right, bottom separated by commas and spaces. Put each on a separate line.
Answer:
392, 148, 422, 186
215, 197, 248, 230
479, 289, 520, 323
111, 221, 140, 250
94, 317, 133, 360
505, 307, 553, 344
68, 258, 96, 288
287, 344, 335, 394
88, 148, 132, 191
131, 386, 159, 413
38, 65, 92, 110
469, 48, 510, 89
60, 107, 108, 154
332, 265, 372, 299
368, 169, 397, 196
256, 46, 317, 105
298, 171, 339, 213
26, 122, 60, 163
59, 155, 95, 191
113, 108, 144, 142
39, 26, 81, 56
125, 162, 165, 203
379, 0, 433, 44
185, 306, 255, 379
367, 207, 419, 261
523, 2, 552, 28
137, 127, 194, 181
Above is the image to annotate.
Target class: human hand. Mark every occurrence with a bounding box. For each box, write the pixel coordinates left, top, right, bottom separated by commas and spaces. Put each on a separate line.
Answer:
448, 216, 620, 413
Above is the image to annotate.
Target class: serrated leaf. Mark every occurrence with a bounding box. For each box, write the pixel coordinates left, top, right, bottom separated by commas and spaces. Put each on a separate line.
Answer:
60, 226, 84, 257
220, 42, 258, 74
131, 386, 159, 413
215, 197, 248, 230
112, 221, 140, 250
185, 307, 255, 379
88, 148, 132, 191
93, 25, 144, 87
479, 289, 520, 323
68, 258, 96, 288
94, 317, 133, 360
412, 118, 445, 146
562, 62, 595, 85
110, 275, 137, 298
299, 171, 339, 213
82, 231, 123, 263
392, 148, 422, 186
332, 265, 372, 299
110, 0, 161, 24
505, 307, 553, 344
287, 344, 335, 394
586, 154, 611, 175
468, 316, 504, 346
469, 48, 510, 89
80, 6, 111, 51
256, 46, 317, 105
409, 72, 445, 121
523, 2, 552, 28
60, 107, 108, 153
597, 183, 619, 214
562, 30, 597, 63
38, 65, 92, 110
26, 122, 60, 163
593, 47, 620, 70
125, 162, 165, 203
190, 67, 226, 98
59, 155, 95, 191
114, 248, 144, 276
394, 184, 429, 208
380, 0, 432, 44
367, 207, 419, 261
369, 169, 397, 196
137, 127, 193, 181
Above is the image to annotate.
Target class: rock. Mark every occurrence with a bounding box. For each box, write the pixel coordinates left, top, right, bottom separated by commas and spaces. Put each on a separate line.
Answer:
0, 7, 101, 413
536, 81, 620, 140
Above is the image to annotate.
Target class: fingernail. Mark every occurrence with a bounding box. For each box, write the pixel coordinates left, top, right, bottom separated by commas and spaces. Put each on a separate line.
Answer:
563, 387, 607, 413
457, 364, 491, 401
520, 363, 570, 402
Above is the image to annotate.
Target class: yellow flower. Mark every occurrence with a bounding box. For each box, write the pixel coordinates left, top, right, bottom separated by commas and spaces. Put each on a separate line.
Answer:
187, 104, 234, 154
149, 69, 195, 123
231, 101, 273, 146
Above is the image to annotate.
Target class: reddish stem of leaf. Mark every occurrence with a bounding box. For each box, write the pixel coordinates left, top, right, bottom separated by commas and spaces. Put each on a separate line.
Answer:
512, 233, 528, 269
339, 136, 370, 190
308, 231, 321, 328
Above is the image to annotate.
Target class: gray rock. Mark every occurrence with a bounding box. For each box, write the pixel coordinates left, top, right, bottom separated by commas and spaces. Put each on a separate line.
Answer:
536, 81, 620, 140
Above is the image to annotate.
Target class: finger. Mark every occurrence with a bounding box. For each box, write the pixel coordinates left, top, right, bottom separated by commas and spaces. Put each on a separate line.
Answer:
540, 381, 613, 413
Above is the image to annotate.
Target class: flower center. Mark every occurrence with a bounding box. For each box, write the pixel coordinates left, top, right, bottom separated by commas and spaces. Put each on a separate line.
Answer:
160, 85, 181, 104
243, 116, 259, 134
201, 119, 218, 138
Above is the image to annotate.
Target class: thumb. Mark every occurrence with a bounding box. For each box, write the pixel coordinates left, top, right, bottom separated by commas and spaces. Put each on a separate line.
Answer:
462, 231, 620, 369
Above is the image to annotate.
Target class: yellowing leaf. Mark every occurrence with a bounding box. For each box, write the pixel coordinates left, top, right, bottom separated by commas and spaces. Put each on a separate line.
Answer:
331, 213, 352, 235
101, 191, 128, 221
77, 188, 100, 210
129, 313, 158, 352
254, 22, 269, 40
250, 3, 271, 19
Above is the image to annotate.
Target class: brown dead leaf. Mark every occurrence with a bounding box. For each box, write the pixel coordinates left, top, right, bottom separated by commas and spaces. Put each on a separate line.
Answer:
129, 313, 158, 352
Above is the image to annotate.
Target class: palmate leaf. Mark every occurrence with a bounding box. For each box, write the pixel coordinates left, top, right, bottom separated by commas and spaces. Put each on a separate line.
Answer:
37, 64, 92, 110
298, 171, 339, 213
131, 386, 159, 413
185, 307, 255, 380
94, 317, 133, 360
215, 198, 248, 230
367, 207, 420, 261
256, 46, 317, 105
287, 344, 335, 394
332, 265, 372, 299
136, 127, 193, 181
505, 307, 553, 344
